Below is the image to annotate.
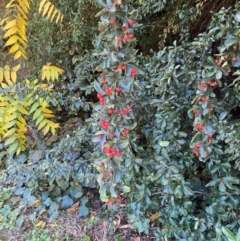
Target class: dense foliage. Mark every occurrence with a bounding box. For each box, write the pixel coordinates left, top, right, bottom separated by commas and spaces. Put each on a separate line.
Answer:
1, 0, 240, 240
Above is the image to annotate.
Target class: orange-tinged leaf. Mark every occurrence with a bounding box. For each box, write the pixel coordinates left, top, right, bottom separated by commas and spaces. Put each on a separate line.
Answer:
3, 19, 17, 30
4, 35, 18, 47
149, 212, 160, 222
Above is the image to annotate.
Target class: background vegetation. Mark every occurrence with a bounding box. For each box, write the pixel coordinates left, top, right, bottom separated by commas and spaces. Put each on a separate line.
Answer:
0, 0, 240, 240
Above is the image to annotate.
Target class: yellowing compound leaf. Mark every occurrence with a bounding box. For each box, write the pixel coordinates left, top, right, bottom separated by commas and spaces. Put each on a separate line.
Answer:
14, 50, 22, 60
9, 44, 19, 54
3, 19, 17, 30
39, 0, 47, 13
5, 135, 17, 147
43, 1, 51, 17
3, 27, 18, 38
12, 64, 21, 72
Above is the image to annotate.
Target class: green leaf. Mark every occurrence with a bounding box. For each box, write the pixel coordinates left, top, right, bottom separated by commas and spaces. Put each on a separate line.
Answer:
4, 135, 17, 147
222, 227, 237, 241
78, 205, 89, 217
159, 141, 170, 147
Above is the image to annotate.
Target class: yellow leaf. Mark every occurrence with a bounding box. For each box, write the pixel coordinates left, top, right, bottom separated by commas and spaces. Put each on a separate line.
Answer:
16, 5, 28, 19
43, 1, 51, 17
17, 114, 26, 124
11, 71, 17, 83
149, 212, 160, 222
3, 19, 17, 30
3, 128, 16, 138
18, 0, 28, 14
55, 12, 61, 24
9, 43, 20, 54
43, 125, 50, 135
16, 121, 27, 131
6, 0, 16, 8
4, 35, 18, 47
0, 69, 3, 83
14, 50, 22, 60
46, 120, 59, 128
3, 27, 18, 38
6, 112, 17, 122
35, 220, 46, 228
18, 106, 29, 115
13, 64, 21, 72
47, 5, 54, 19
50, 9, 58, 22
39, 0, 47, 13
51, 127, 56, 135
41, 107, 53, 114
22, 0, 30, 9
4, 69, 10, 82
31, 199, 42, 207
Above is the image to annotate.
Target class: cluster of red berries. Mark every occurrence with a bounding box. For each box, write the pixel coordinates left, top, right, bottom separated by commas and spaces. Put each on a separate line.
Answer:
106, 197, 122, 205
105, 86, 113, 95
108, 108, 116, 115
121, 129, 129, 138
130, 68, 136, 77
97, 93, 105, 105
99, 120, 110, 130
117, 64, 126, 70
215, 59, 222, 66
193, 123, 205, 131
207, 80, 218, 87
198, 82, 207, 89
192, 109, 198, 117
119, 106, 131, 116
103, 146, 121, 156
201, 96, 210, 102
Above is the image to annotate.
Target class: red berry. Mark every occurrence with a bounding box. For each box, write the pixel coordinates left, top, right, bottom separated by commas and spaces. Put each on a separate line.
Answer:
130, 68, 137, 77
116, 197, 122, 203
128, 19, 134, 26
215, 59, 219, 64
108, 109, 114, 114
105, 86, 113, 95
232, 57, 238, 62
233, 45, 237, 51
98, 134, 103, 139
101, 78, 107, 84
99, 162, 105, 166
117, 36, 122, 41
119, 110, 125, 115
110, 19, 116, 25
123, 35, 129, 42
227, 68, 232, 73
109, 132, 115, 138
128, 33, 134, 39
224, 55, 228, 60
122, 23, 128, 30
116, 86, 122, 92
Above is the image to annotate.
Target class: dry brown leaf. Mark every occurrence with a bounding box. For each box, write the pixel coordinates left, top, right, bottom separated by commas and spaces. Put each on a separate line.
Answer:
66, 201, 80, 213
119, 224, 134, 230
102, 220, 108, 228
114, 214, 121, 232
31, 199, 41, 207
39, 208, 47, 216
150, 212, 160, 222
